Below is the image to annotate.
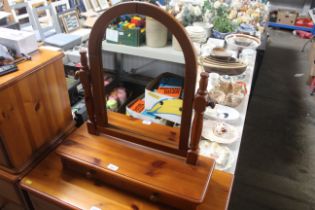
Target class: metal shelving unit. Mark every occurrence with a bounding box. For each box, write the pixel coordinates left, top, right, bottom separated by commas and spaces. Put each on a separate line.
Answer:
268, 21, 315, 34
268, 0, 315, 34
102, 41, 185, 64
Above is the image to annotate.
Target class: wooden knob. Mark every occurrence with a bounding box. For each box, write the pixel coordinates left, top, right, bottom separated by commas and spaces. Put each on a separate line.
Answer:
149, 193, 159, 202
34, 101, 41, 112
85, 171, 93, 179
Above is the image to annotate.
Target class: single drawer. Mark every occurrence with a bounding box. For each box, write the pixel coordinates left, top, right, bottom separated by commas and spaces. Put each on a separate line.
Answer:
61, 157, 198, 210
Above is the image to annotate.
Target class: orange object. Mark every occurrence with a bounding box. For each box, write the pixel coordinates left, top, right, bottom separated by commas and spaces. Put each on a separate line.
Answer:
295, 18, 314, 28
129, 99, 144, 113
157, 87, 181, 98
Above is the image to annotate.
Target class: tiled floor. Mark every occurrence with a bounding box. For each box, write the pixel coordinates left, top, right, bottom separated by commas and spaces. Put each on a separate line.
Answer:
229, 30, 315, 210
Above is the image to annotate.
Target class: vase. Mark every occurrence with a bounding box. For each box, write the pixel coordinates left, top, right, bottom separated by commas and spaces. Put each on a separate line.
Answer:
212, 29, 232, 39
146, 17, 167, 48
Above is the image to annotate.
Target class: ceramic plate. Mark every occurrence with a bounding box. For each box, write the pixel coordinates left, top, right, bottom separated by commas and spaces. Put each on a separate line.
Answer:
210, 47, 232, 59
225, 33, 261, 50
204, 104, 240, 122
202, 120, 239, 144
199, 141, 234, 171
203, 56, 248, 75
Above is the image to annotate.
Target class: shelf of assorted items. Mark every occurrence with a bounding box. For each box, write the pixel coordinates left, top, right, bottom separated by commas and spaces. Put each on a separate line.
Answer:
198, 49, 257, 174
268, 8, 315, 35
102, 41, 185, 64
268, 21, 315, 35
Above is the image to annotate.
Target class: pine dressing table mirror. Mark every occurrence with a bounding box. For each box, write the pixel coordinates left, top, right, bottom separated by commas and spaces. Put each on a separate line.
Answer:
57, 2, 215, 210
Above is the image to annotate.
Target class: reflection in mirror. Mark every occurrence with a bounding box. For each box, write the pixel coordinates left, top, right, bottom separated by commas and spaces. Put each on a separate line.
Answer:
101, 14, 185, 149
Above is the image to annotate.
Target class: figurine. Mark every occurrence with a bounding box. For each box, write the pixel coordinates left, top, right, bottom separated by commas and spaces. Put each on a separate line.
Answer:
106, 86, 128, 111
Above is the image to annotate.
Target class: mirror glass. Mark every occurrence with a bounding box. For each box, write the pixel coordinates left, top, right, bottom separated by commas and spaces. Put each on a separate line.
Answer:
101, 14, 185, 149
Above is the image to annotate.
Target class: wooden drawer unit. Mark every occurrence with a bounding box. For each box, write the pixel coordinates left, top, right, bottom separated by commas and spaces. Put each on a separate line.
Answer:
0, 49, 73, 173
21, 151, 233, 210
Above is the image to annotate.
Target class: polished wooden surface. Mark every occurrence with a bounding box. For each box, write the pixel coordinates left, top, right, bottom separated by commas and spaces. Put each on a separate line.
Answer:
84, 2, 197, 155
57, 124, 214, 209
106, 111, 180, 148
0, 49, 63, 90
187, 72, 209, 165
76, 50, 97, 129
0, 49, 73, 173
21, 147, 233, 210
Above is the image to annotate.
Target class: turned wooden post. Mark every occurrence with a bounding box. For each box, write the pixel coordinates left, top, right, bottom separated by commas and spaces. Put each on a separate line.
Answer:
186, 72, 209, 165
75, 49, 97, 132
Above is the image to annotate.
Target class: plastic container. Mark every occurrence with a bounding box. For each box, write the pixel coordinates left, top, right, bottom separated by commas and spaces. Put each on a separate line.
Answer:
146, 17, 167, 48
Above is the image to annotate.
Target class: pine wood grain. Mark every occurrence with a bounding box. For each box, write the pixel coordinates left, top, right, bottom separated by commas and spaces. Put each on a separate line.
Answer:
107, 111, 180, 148
21, 148, 233, 210
0, 49, 64, 90
0, 49, 73, 173
57, 124, 214, 209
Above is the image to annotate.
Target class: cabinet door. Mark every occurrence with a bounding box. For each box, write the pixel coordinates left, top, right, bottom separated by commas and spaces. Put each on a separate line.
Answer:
0, 58, 72, 171
15, 59, 72, 150
0, 87, 33, 169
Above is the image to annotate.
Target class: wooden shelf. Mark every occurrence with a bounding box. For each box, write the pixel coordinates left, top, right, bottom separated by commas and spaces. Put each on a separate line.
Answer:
102, 41, 185, 64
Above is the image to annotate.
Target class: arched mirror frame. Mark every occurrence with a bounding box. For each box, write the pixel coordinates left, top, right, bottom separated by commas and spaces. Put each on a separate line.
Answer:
83, 1, 197, 156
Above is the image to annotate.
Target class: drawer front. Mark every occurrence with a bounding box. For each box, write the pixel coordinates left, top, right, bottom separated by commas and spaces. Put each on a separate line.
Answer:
0, 58, 72, 171
30, 193, 67, 210
0, 179, 21, 205
61, 157, 197, 210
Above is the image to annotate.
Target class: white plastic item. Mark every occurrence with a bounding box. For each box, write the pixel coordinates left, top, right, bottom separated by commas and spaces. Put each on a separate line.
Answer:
146, 17, 167, 48
0, 28, 38, 55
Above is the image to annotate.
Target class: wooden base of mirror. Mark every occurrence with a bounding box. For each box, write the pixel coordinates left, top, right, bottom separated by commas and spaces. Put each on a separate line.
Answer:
57, 124, 215, 210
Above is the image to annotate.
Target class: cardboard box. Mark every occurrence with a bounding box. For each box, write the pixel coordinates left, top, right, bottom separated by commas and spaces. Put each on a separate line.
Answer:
277, 10, 298, 26
126, 95, 167, 125
0, 28, 38, 56
144, 72, 183, 124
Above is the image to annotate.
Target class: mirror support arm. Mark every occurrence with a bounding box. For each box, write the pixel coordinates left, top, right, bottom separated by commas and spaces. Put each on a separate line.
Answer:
187, 72, 209, 165
76, 49, 98, 134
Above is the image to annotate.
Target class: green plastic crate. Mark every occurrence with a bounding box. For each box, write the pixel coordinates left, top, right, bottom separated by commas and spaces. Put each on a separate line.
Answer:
108, 28, 145, 47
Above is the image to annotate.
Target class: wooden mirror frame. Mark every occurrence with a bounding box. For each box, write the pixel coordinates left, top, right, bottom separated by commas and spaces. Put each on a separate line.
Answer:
81, 1, 198, 156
